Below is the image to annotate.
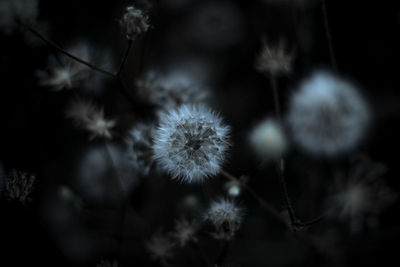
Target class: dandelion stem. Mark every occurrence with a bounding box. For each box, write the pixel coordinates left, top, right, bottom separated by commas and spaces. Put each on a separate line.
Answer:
220, 169, 288, 227
117, 40, 133, 76
27, 26, 117, 78
321, 0, 338, 71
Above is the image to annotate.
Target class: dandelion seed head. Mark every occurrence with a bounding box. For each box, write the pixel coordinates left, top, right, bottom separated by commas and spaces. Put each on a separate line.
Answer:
146, 233, 175, 263
204, 198, 244, 240
172, 218, 199, 247
287, 71, 370, 156
152, 104, 230, 183
249, 118, 288, 159
0, 0, 38, 33
120, 6, 150, 40
4, 169, 35, 205
256, 40, 294, 76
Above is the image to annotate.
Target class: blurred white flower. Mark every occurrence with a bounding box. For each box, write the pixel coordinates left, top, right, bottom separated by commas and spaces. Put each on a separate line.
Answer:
255, 40, 294, 76
152, 104, 230, 183
287, 71, 370, 156
171, 218, 199, 247
326, 156, 397, 233
120, 5, 150, 40
0, 0, 38, 33
66, 98, 116, 140
249, 118, 288, 160
146, 233, 175, 265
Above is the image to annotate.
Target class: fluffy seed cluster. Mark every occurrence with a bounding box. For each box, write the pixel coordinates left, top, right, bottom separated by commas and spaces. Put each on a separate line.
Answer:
172, 218, 199, 247
125, 122, 155, 176
327, 156, 397, 232
96, 259, 118, 267
255, 40, 294, 76
287, 71, 369, 156
66, 98, 116, 140
204, 198, 244, 240
146, 233, 175, 264
37, 43, 91, 91
249, 118, 288, 159
5, 169, 36, 204
152, 105, 230, 183
136, 70, 208, 111
0, 0, 38, 33
120, 6, 150, 40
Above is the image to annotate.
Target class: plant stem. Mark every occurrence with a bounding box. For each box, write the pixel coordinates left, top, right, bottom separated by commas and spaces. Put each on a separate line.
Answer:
28, 27, 116, 78
321, 0, 338, 71
117, 40, 133, 76
220, 169, 288, 227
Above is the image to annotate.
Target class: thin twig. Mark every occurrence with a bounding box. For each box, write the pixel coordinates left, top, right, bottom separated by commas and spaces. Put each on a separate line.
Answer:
220, 169, 289, 227
117, 40, 133, 76
28, 26, 116, 78
321, 0, 338, 71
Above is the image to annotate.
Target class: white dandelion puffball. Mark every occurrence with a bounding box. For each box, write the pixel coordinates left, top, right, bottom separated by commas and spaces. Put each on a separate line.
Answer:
249, 118, 288, 159
287, 71, 370, 156
152, 105, 230, 183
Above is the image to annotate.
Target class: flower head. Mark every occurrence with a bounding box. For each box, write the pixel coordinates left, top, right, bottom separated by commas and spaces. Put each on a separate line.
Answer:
0, 0, 38, 33
204, 198, 244, 240
146, 233, 175, 264
256, 39, 294, 76
4, 169, 36, 204
120, 6, 150, 40
287, 71, 369, 156
171, 218, 199, 247
66, 98, 116, 140
249, 118, 288, 159
152, 104, 230, 183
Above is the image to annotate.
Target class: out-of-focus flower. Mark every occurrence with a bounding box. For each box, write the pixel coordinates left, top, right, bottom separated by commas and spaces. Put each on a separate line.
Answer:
255, 40, 294, 76
249, 118, 288, 160
146, 233, 175, 265
125, 122, 155, 176
120, 5, 150, 40
66, 98, 116, 140
136, 69, 208, 111
287, 71, 370, 156
0, 0, 38, 33
326, 155, 397, 233
4, 169, 35, 204
171, 218, 199, 247
224, 181, 242, 198
204, 198, 244, 240
152, 104, 230, 183
37, 43, 91, 91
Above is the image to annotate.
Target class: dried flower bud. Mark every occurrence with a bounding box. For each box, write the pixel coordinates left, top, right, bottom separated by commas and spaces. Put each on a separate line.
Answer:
66, 98, 116, 140
120, 6, 150, 40
204, 198, 244, 240
255, 39, 294, 76
5, 169, 35, 204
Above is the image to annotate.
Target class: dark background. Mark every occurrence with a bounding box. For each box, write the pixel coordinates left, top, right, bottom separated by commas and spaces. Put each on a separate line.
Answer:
1, 0, 400, 266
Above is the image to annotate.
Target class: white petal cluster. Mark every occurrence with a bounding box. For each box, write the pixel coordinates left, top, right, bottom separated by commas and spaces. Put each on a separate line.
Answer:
287, 71, 369, 156
249, 118, 288, 159
0, 0, 38, 33
125, 122, 155, 176
66, 98, 116, 140
152, 105, 230, 183
204, 198, 244, 240
120, 6, 150, 40
136, 70, 208, 111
